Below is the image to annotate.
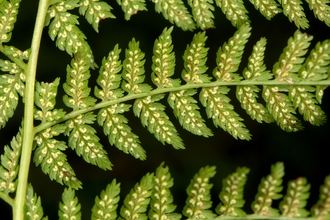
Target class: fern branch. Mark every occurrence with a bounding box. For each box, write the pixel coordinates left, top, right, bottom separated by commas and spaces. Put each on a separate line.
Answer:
117, 0, 147, 20
305, 0, 330, 27
215, 0, 249, 27
24, 184, 48, 220
188, 0, 215, 29
58, 188, 81, 220
249, 0, 282, 20
278, 0, 309, 29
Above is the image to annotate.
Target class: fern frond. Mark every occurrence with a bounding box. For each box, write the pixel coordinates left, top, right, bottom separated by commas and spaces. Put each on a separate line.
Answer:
278, 0, 309, 29
91, 179, 120, 220
237, 37, 273, 123
116, 0, 147, 20
59, 187, 81, 220
0, 127, 22, 195
311, 174, 330, 218
0, 0, 20, 43
25, 184, 48, 220
0, 60, 25, 128
149, 162, 181, 220
280, 177, 310, 217
78, 0, 115, 32
151, 0, 196, 31
2, 45, 30, 61
215, 0, 249, 27
305, 0, 330, 27
251, 162, 284, 216
216, 167, 250, 217
188, 0, 215, 29
183, 166, 216, 219
119, 172, 154, 220
249, 0, 282, 20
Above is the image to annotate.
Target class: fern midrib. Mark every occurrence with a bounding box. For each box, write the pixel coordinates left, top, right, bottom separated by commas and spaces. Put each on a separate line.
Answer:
34, 79, 330, 134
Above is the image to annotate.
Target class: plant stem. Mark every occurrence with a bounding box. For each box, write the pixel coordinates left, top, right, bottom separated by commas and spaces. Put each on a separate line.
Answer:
13, 0, 49, 219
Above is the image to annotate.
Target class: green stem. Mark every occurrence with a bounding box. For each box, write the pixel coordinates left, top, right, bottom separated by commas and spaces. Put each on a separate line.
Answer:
13, 0, 49, 219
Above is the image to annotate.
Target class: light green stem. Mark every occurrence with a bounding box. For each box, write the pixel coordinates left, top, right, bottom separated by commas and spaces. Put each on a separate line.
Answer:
13, 0, 49, 219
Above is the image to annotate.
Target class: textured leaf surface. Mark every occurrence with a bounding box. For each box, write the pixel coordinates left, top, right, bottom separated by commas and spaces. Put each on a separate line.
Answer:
215, 0, 249, 27
117, 0, 147, 20
0, 0, 20, 43
279, 0, 309, 29
25, 184, 47, 220
59, 188, 81, 220
188, 0, 215, 29
249, 0, 282, 20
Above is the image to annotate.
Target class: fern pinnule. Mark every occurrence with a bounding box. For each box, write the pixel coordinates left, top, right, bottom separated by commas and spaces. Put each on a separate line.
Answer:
183, 166, 216, 219
0, 0, 19, 44
311, 174, 330, 219
215, 0, 249, 27
305, 0, 330, 27
279, 177, 310, 217
117, 0, 147, 20
216, 167, 249, 217
279, 0, 309, 29
151, 0, 196, 31
252, 162, 284, 216
188, 0, 215, 29
25, 184, 47, 220
119, 172, 154, 220
149, 162, 181, 220
249, 0, 282, 20
59, 187, 81, 220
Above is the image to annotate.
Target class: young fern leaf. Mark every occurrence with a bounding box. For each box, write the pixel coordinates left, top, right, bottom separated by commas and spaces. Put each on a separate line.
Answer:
0, 60, 25, 128
59, 188, 81, 220
311, 174, 330, 219
96, 45, 146, 160
215, 167, 250, 217
251, 162, 284, 216
169, 31, 213, 137
248, 0, 282, 20
151, 0, 196, 31
200, 25, 251, 140
116, 0, 147, 20
0, 0, 20, 44
63, 55, 112, 171
149, 162, 181, 220
236, 37, 273, 123
25, 184, 48, 220
278, 0, 309, 29
305, 0, 330, 27
183, 166, 216, 219
78, 0, 115, 32
91, 179, 120, 220
0, 127, 22, 195
187, 0, 215, 29
279, 177, 310, 217
215, 0, 249, 27
119, 172, 154, 220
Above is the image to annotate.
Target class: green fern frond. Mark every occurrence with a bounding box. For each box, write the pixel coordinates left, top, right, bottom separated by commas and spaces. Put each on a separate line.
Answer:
119, 172, 154, 220
183, 166, 216, 219
25, 184, 48, 220
278, 0, 309, 29
116, 0, 147, 20
91, 179, 120, 220
2, 45, 30, 62
149, 162, 181, 220
249, 0, 282, 20
0, 0, 20, 44
252, 162, 285, 216
78, 0, 115, 32
215, 0, 249, 27
188, 0, 215, 29
216, 167, 250, 217
59, 187, 81, 220
280, 177, 310, 217
311, 174, 330, 219
151, 0, 196, 31
305, 0, 330, 27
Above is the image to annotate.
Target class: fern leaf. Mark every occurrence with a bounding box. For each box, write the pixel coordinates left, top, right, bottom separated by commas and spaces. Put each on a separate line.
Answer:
0, 0, 20, 43
149, 162, 182, 220
237, 37, 273, 123
280, 177, 310, 217
188, 0, 215, 29
59, 188, 81, 220
25, 184, 48, 220
216, 167, 250, 217
91, 179, 120, 220
3, 45, 30, 61
183, 166, 216, 219
116, 0, 147, 20
278, 0, 309, 29
0, 127, 22, 195
119, 172, 154, 220
133, 95, 184, 149
215, 0, 249, 27
249, 0, 282, 20
78, 0, 115, 32
151, 0, 196, 31
0, 60, 25, 128
311, 174, 330, 218
151, 26, 180, 88
251, 162, 284, 216
305, 0, 330, 27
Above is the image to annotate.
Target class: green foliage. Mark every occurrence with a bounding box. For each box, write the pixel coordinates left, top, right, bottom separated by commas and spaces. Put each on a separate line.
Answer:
24, 184, 48, 220
58, 187, 81, 220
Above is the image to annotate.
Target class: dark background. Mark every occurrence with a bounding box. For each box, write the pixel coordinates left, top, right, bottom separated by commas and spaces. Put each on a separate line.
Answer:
1, 0, 330, 219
